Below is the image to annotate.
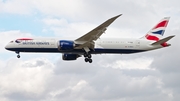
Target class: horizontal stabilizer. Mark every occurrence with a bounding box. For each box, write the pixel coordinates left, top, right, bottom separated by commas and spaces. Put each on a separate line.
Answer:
151, 35, 175, 45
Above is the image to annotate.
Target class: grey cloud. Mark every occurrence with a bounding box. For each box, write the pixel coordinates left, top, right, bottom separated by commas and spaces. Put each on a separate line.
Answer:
0, 58, 54, 101
5, 92, 41, 101
21, 59, 46, 68
48, 57, 164, 101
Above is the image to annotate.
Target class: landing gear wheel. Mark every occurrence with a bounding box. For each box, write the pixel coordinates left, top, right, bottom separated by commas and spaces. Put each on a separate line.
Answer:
85, 58, 89, 62
15, 51, 20, 58
84, 58, 92, 63
87, 54, 92, 58
83, 51, 92, 63
17, 55, 20, 58
88, 58, 92, 63
84, 53, 88, 57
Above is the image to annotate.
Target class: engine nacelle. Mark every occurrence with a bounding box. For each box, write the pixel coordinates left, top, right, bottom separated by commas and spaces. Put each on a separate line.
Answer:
62, 54, 80, 60
58, 40, 74, 51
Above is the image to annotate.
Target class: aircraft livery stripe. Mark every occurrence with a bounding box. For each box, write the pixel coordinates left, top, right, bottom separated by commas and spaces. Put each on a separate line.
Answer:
145, 34, 168, 47
152, 30, 164, 36
145, 34, 159, 41
153, 20, 168, 29
5, 48, 146, 54
17, 38, 33, 40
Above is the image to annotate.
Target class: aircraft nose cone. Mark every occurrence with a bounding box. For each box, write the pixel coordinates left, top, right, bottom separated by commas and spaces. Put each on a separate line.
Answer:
5, 45, 8, 50
5, 44, 10, 50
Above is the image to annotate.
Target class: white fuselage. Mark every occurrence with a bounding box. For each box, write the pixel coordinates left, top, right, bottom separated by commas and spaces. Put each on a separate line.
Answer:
5, 38, 163, 54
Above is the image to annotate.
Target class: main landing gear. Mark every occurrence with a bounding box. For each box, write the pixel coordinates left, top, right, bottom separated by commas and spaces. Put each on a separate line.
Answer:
16, 51, 20, 58
84, 53, 92, 63
83, 47, 93, 63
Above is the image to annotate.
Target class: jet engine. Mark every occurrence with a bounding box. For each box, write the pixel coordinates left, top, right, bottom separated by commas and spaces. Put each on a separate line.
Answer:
58, 40, 75, 51
62, 54, 80, 60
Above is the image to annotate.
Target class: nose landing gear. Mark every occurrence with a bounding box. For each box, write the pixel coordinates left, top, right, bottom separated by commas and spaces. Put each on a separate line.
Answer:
17, 54, 20, 58
16, 51, 20, 58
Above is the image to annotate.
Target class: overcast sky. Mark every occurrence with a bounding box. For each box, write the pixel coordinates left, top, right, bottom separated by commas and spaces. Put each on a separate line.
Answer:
0, 0, 180, 101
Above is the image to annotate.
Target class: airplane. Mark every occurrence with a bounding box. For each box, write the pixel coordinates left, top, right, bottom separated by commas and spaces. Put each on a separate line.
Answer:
5, 14, 175, 63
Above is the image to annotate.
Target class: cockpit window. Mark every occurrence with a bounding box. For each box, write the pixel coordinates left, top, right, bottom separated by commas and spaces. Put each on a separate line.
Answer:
10, 41, 13, 43
15, 40, 21, 43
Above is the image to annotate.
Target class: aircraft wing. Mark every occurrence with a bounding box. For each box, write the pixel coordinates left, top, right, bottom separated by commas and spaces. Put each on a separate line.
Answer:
75, 14, 122, 49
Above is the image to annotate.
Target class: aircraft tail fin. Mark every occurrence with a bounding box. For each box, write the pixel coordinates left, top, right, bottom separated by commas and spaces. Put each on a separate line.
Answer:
151, 35, 175, 47
142, 17, 170, 41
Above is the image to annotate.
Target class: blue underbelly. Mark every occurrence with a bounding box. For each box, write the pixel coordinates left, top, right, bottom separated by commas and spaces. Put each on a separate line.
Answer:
7, 48, 146, 54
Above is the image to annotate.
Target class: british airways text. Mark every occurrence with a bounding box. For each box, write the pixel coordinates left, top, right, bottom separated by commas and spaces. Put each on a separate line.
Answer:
22, 42, 49, 45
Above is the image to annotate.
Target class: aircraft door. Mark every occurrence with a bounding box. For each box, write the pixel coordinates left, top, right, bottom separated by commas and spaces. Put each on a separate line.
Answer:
135, 40, 140, 48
